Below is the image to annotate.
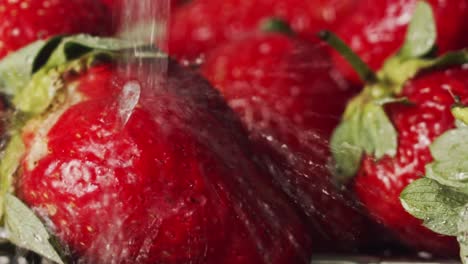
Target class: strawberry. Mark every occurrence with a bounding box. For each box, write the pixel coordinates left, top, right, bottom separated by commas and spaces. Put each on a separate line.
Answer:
353, 67, 467, 255
332, 0, 468, 85
0, 36, 312, 263
0, 0, 113, 60
401, 111, 468, 261
168, 0, 358, 62
201, 23, 378, 252
325, 2, 468, 256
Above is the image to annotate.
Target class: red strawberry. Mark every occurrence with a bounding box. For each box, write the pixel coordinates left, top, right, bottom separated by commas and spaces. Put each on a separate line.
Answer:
0, 0, 113, 59
332, 0, 468, 85
168, 0, 358, 62
326, 2, 466, 256
2, 36, 311, 263
201, 29, 378, 252
354, 67, 467, 255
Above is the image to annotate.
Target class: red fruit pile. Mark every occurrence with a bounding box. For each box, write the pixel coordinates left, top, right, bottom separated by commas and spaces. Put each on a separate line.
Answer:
355, 67, 468, 255
167, 0, 359, 62
14, 50, 311, 263
331, 0, 468, 85
0, 0, 465, 263
327, 1, 468, 259
201, 32, 375, 252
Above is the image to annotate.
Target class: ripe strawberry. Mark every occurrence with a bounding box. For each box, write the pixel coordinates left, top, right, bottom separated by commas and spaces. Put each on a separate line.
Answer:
0, 0, 113, 59
0, 36, 312, 263
168, 0, 358, 62
326, 2, 466, 256
201, 29, 378, 252
332, 0, 468, 85
354, 67, 467, 255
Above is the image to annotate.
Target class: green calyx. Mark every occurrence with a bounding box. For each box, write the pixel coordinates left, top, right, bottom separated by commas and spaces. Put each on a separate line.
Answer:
325, 1, 468, 181
2, 35, 165, 115
401, 122, 468, 263
0, 34, 167, 264
452, 106, 468, 126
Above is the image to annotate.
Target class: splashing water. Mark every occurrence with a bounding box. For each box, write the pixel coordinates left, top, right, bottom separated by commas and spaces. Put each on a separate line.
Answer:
0, 1, 379, 262
117, 0, 170, 78
118, 81, 141, 126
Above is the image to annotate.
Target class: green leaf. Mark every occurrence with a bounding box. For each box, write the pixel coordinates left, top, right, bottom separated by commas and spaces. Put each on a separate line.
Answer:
429, 49, 468, 69
400, 178, 468, 236
43, 35, 165, 70
260, 18, 294, 36
452, 106, 468, 126
361, 103, 397, 158
330, 118, 363, 180
4, 194, 64, 264
426, 160, 468, 191
0, 134, 24, 191
0, 134, 25, 218
12, 67, 64, 115
41, 35, 133, 70
422, 128, 468, 190
11, 35, 168, 115
31, 36, 64, 73
331, 100, 397, 181
399, 1, 436, 59
459, 205, 468, 264
0, 40, 48, 96
380, 49, 468, 96
428, 127, 468, 161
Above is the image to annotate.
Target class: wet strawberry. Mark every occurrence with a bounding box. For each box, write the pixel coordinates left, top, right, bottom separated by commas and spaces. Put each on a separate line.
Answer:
201, 30, 377, 252
0, 0, 112, 59
2, 36, 311, 263
354, 67, 468, 255
333, 0, 468, 85
168, 0, 358, 62
327, 2, 466, 256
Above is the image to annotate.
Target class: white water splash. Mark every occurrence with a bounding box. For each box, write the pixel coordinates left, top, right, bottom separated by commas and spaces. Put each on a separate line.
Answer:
117, 0, 170, 75
118, 81, 141, 126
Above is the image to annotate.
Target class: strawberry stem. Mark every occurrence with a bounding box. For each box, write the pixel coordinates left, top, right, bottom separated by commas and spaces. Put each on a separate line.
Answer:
260, 18, 294, 36
318, 30, 376, 83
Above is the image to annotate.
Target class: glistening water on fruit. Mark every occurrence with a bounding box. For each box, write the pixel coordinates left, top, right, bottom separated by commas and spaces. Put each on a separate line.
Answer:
1, 0, 468, 263
117, 0, 170, 76
0, 0, 315, 263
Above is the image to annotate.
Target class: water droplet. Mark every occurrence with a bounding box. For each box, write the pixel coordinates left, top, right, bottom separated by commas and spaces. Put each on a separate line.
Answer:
118, 81, 141, 126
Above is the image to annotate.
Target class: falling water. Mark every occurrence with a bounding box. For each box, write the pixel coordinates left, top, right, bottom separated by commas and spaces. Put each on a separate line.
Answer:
117, 0, 170, 78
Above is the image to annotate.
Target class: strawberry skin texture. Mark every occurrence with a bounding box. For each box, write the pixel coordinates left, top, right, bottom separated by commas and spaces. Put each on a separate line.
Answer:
16, 61, 312, 263
168, 0, 358, 62
0, 0, 112, 59
333, 0, 468, 85
354, 67, 468, 255
201, 33, 379, 252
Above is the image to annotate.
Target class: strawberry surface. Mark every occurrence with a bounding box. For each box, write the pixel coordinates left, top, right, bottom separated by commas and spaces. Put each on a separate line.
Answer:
333, 0, 468, 85
0, 0, 112, 59
168, 0, 358, 62
15, 58, 312, 263
201, 33, 378, 252
354, 67, 468, 255
325, 1, 468, 256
